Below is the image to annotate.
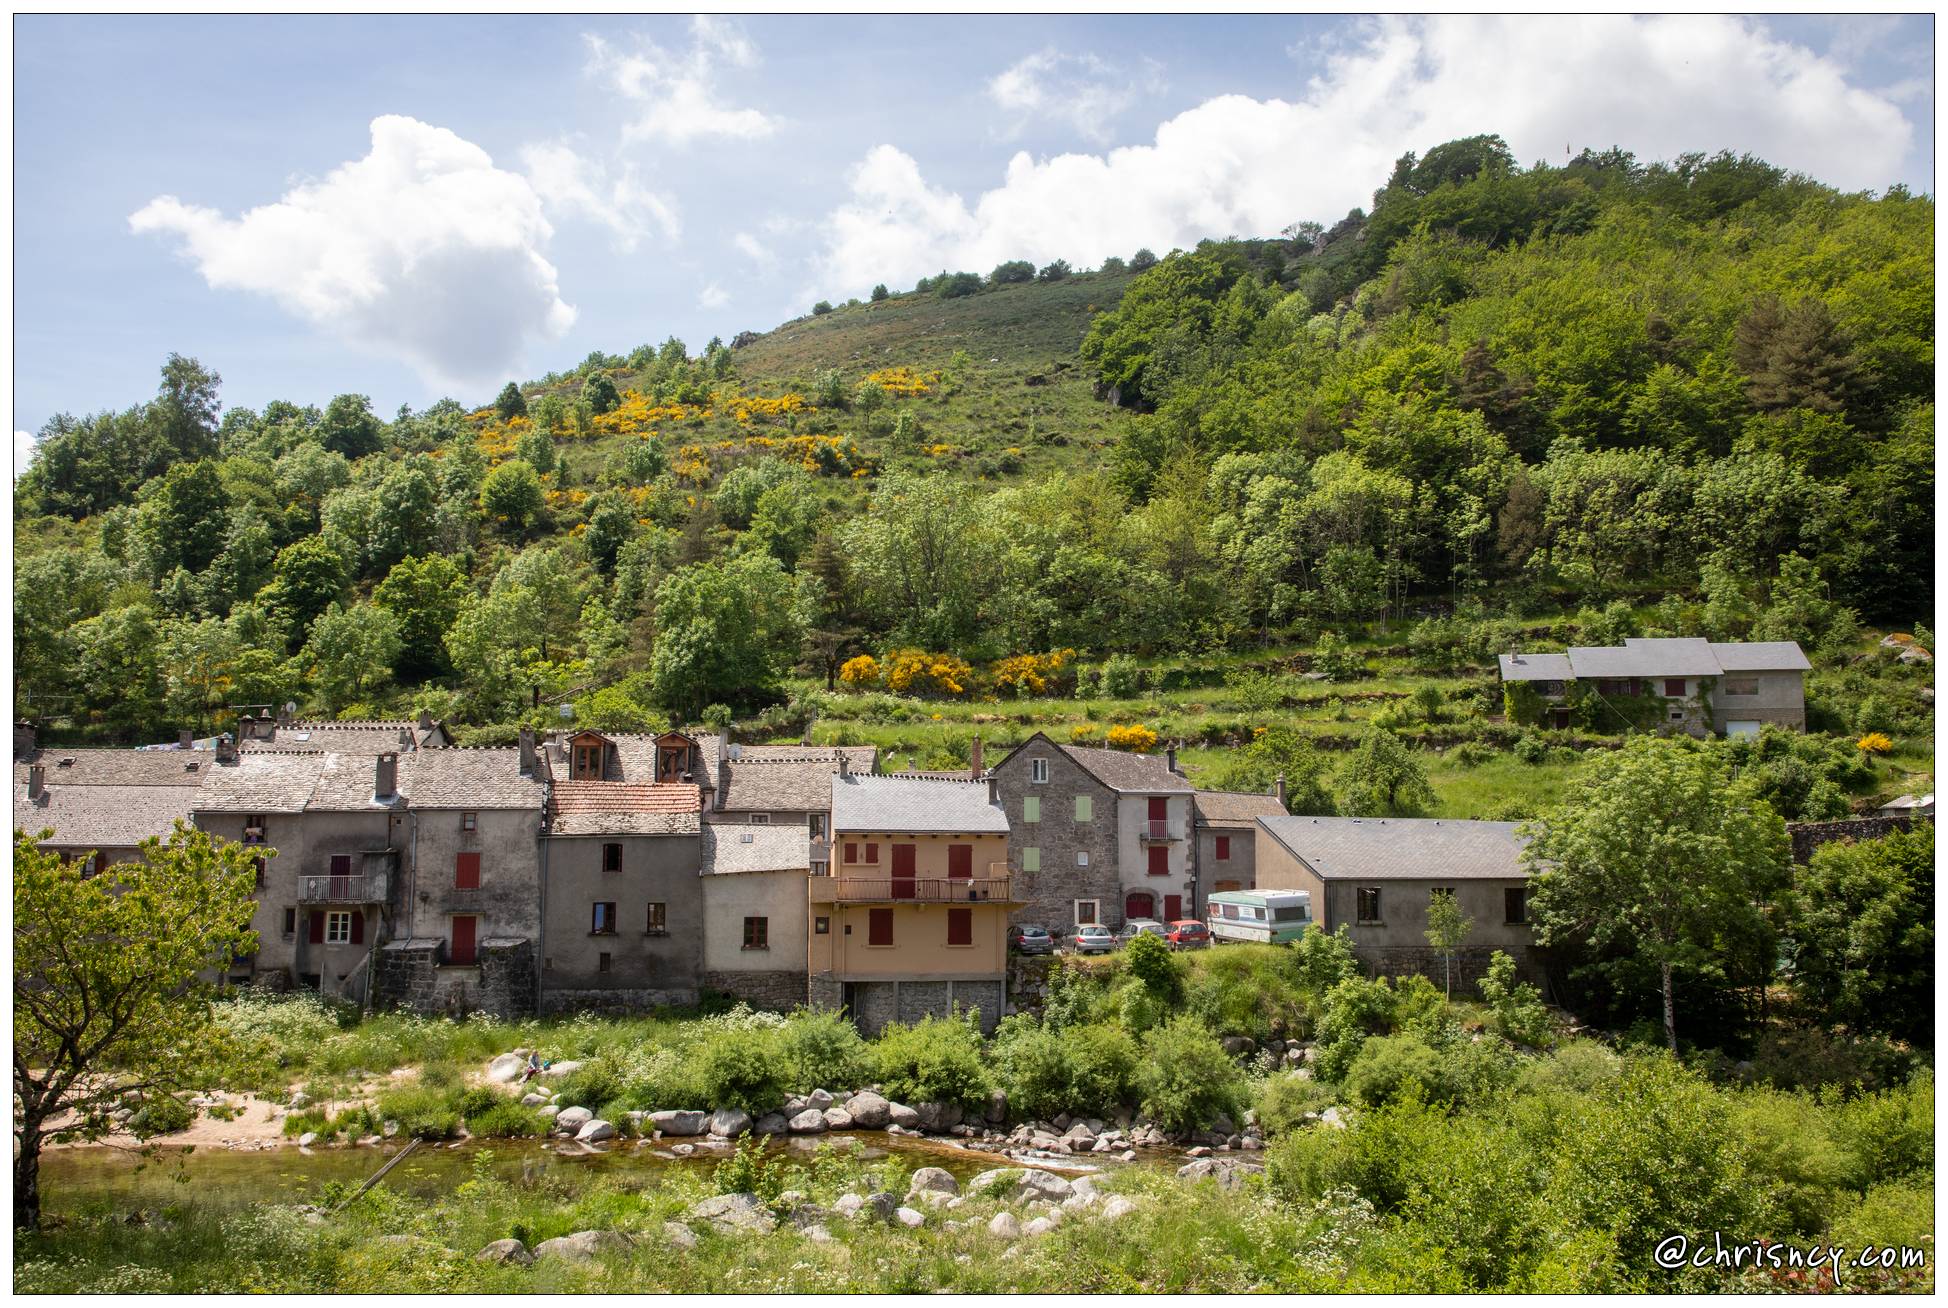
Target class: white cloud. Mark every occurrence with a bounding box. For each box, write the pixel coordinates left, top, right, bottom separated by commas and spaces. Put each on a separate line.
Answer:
815, 14, 1915, 296
988, 48, 1164, 144
14, 429, 37, 479
130, 115, 575, 391
732, 232, 775, 267
698, 281, 730, 310
585, 21, 778, 147
521, 139, 680, 249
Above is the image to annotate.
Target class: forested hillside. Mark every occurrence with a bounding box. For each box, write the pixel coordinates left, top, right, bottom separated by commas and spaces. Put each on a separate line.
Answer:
12, 137, 1933, 751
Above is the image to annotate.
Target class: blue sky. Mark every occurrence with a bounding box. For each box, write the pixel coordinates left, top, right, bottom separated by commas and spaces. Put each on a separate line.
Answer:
12, 13, 1934, 457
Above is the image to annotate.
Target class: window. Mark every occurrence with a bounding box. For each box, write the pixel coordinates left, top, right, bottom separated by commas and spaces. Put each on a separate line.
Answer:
749, 813, 771, 825
947, 908, 972, 946
1671, 709, 1685, 721
572, 742, 603, 779
455, 852, 481, 889
814, 915, 830, 935
844, 842, 858, 864
1724, 676, 1760, 696
743, 916, 769, 950
1664, 678, 1687, 697
1022, 796, 1040, 824
646, 902, 666, 934
864, 843, 879, 865
244, 814, 267, 845
811, 860, 828, 878
598, 952, 612, 973
603, 843, 623, 873
1074, 795, 1092, 822
1073, 899, 1099, 926
1022, 847, 1041, 873
282, 907, 297, 937
462, 811, 477, 831
867, 908, 894, 946
1147, 845, 1169, 876
1505, 888, 1528, 924
1030, 757, 1049, 784
325, 911, 352, 944
1215, 835, 1231, 861
1356, 887, 1383, 924
1076, 851, 1089, 867
809, 813, 827, 839
591, 902, 617, 935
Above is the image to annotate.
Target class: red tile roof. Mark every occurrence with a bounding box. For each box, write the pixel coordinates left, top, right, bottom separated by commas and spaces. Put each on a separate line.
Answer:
550, 782, 701, 814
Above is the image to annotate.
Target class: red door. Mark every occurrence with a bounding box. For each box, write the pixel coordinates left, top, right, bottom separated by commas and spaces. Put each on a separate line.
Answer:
1164, 894, 1183, 922
450, 915, 477, 965
891, 845, 916, 899
947, 844, 972, 881
329, 854, 352, 899
1126, 891, 1154, 921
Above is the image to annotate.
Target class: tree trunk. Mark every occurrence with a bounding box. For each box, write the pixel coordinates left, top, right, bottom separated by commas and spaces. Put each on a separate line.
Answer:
14, 1128, 41, 1232
1661, 959, 1677, 1054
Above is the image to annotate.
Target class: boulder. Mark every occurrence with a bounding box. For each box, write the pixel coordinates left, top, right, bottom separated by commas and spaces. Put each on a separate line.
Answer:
707, 1107, 752, 1139
895, 1206, 926, 1228
288, 1091, 311, 1110
297, 1132, 319, 1148
475, 1238, 532, 1265
1016, 1169, 1075, 1203
985, 1089, 1009, 1123
1176, 1157, 1265, 1191
987, 1211, 1022, 1239
844, 1091, 892, 1128
686, 1192, 777, 1235
803, 1225, 834, 1243
485, 1053, 527, 1084
649, 1110, 708, 1137
1022, 1216, 1058, 1237
532, 1230, 630, 1262
908, 1166, 959, 1197
753, 1113, 788, 1135
806, 1089, 835, 1112
1100, 1196, 1139, 1221
833, 1193, 866, 1217
554, 1106, 594, 1134
823, 1108, 853, 1130
864, 1192, 899, 1223
670, 1143, 695, 1157
787, 1202, 831, 1231
520, 1093, 549, 1107
886, 1102, 921, 1130
788, 1109, 828, 1134
913, 1101, 963, 1133
575, 1119, 616, 1144
662, 1221, 698, 1252
548, 1060, 585, 1078
1062, 1122, 1096, 1144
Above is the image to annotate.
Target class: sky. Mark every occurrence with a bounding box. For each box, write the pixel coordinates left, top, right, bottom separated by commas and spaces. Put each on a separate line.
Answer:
11, 12, 1936, 469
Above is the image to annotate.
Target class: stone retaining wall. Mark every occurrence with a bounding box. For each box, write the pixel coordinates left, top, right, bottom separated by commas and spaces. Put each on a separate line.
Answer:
702, 969, 807, 1012
1355, 944, 1544, 991
539, 986, 699, 1016
1788, 814, 1927, 864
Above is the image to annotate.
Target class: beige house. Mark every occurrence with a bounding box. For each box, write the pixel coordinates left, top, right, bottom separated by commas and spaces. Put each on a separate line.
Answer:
813, 770, 1013, 1033
1254, 816, 1539, 986
1499, 638, 1810, 737
700, 822, 811, 1011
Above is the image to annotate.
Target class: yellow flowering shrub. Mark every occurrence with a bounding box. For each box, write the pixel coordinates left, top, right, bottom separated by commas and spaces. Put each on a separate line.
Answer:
1105, 724, 1159, 752
1068, 724, 1098, 742
885, 649, 971, 697
839, 655, 881, 689
1856, 732, 1893, 755
990, 649, 1076, 696
863, 366, 940, 398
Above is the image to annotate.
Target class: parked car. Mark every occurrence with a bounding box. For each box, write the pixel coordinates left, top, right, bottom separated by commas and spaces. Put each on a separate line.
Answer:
1008, 923, 1056, 955
1069, 924, 1116, 955
1114, 919, 1169, 947
1163, 919, 1211, 949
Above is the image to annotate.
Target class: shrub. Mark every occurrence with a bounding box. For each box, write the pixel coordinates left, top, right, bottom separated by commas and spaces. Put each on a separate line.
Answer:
1099, 654, 1143, 697
1137, 1016, 1244, 1132
466, 1099, 549, 1139
1105, 723, 1159, 752
1344, 1033, 1449, 1107
1066, 1023, 1139, 1116
1122, 933, 1180, 1000
127, 1094, 195, 1138
838, 653, 882, 689
1476, 951, 1553, 1048
1184, 943, 1310, 1042
714, 1131, 788, 1201
374, 1086, 462, 1140
870, 283, 889, 302
1292, 926, 1360, 1001
551, 1061, 625, 1112
873, 1014, 991, 1108
698, 1030, 789, 1114
994, 1021, 1072, 1120
1255, 1072, 1336, 1136
1855, 731, 1893, 755
779, 1009, 873, 1094
812, 300, 833, 315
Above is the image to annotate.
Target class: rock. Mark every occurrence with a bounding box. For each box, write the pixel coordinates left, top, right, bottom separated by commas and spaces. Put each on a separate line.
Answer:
382, 1121, 399, 1139
1062, 1190, 1099, 1212
1119, 1150, 1136, 1162
485, 1053, 526, 1084
987, 1211, 1022, 1239
554, 1106, 594, 1134
907, 1166, 959, 1197
788, 1202, 831, 1230
788, 1109, 828, 1134
833, 1193, 866, 1217
1185, 1146, 1211, 1158
288, 1091, 311, 1110
823, 1108, 854, 1130
1062, 1122, 1096, 1144
806, 1089, 835, 1112
356, 1135, 381, 1147
476, 1238, 532, 1265
1023, 1216, 1058, 1237
548, 1060, 585, 1078
1100, 1196, 1139, 1221
886, 1101, 921, 1130
1212, 1112, 1237, 1136
804, 1224, 834, 1243
297, 1132, 319, 1148
649, 1109, 707, 1137
895, 1206, 925, 1228
863, 1192, 899, 1223
686, 1192, 777, 1234
520, 1093, 549, 1107
575, 1119, 615, 1144
1053, 1112, 1072, 1131
913, 1101, 963, 1133
662, 1221, 698, 1252
1012, 1169, 1075, 1203
783, 1095, 809, 1115
532, 1230, 630, 1261
671, 1143, 695, 1157
985, 1089, 1009, 1123
753, 1113, 788, 1135
708, 1107, 752, 1138
1220, 1036, 1256, 1057
1176, 1157, 1266, 1191
844, 1091, 892, 1128
967, 1167, 1022, 1198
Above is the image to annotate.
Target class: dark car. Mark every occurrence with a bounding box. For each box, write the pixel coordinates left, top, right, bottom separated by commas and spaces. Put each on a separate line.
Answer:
1164, 919, 1211, 949
1008, 923, 1056, 955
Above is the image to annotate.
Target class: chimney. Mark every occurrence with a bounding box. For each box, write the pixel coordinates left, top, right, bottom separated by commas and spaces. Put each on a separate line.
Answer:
277, 704, 294, 728
969, 735, 984, 780
238, 712, 255, 739
14, 720, 36, 759
179, 728, 194, 749
417, 710, 434, 732
987, 775, 999, 806
1275, 773, 1287, 809
375, 751, 399, 800
837, 752, 850, 779
715, 727, 731, 812
398, 727, 414, 748
27, 763, 45, 801
215, 733, 237, 764
518, 725, 537, 776
1166, 744, 1179, 775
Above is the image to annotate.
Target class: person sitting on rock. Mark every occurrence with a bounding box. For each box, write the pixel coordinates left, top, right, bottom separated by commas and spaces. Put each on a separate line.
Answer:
520, 1051, 545, 1083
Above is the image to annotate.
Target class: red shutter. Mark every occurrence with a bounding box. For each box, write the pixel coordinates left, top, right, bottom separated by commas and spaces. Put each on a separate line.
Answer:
350, 910, 365, 945
948, 845, 972, 880
947, 908, 972, 945
844, 843, 858, 864
1215, 836, 1231, 861
1148, 796, 1167, 821
865, 843, 879, 865
1164, 894, 1182, 922
868, 908, 893, 946
1148, 845, 1169, 876
308, 911, 324, 944
455, 852, 481, 889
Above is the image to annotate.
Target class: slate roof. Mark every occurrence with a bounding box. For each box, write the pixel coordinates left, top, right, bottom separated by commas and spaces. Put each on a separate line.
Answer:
702, 822, 812, 875
831, 774, 1009, 834
548, 781, 702, 837
1258, 816, 1528, 881
1192, 790, 1288, 828
400, 749, 546, 809
16, 749, 214, 787
718, 749, 876, 812
1497, 652, 1575, 682
15, 782, 201, 850
543, 732, 723, 785
195, 753, 329, 813
1708, 641, 1813, 672
193, 750, 540, 814
242, 719, 450, 754
1500, 638, 1809, 682
999, 735, 1193, 793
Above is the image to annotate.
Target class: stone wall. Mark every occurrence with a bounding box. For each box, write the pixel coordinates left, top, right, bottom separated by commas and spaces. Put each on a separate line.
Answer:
371, 938, 441, 1013
540, 986, 699, 1016
1354, 944, 1544, 992
478, 937, 537, 1020
1787, 814, 1926, 864
990, 738, 1122, 931
703, 969, 807, 1012
1006, 955, 1057, 1019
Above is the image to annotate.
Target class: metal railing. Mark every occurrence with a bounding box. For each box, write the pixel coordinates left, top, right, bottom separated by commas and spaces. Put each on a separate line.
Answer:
1140, 819, 1184, 842
300, 873, 389, 904
810, 873, 1011, 904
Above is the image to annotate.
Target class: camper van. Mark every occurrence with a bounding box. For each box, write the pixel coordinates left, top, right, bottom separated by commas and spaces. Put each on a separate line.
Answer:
1206, 889, 1312, 945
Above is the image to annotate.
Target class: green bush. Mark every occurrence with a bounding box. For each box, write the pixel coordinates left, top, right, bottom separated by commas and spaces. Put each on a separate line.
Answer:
697, 1030, 789, 1115
1123, 933, 1181, 1002
551, 1061, 625, 1112
872, 1014, 991, 1108
1254, 1072, 1336, 1136
1137, 1016, 1244, 1133
465, 1099, 549, 1139
1476, 951, 1553, 1048
1829, 1069, 1933, 1191
1066, 1023, 1139, 1116
779, 1009, 872, 1094
1344, 1034, 1448, 1107
1182, 944, 1310, 1041
713, 1131, 789, 1201
374, 1085, 462, 1140
448, 1085, 500, 1122
1292, 926, 1360, 1000
127, 1095, 195, 1138
994, 1020, 1072, 1121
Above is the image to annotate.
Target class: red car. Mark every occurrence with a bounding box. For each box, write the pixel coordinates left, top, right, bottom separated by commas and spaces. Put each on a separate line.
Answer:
1164, 919, 1210, 949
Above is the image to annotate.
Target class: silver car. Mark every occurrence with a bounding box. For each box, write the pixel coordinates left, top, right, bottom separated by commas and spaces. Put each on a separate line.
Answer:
1069, 924, 1115, 954
1114, 919, 1170, 947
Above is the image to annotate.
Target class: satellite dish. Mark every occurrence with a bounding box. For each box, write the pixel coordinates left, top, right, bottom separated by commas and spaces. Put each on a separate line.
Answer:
283, 702, 297, 715
558, 704, 575, 720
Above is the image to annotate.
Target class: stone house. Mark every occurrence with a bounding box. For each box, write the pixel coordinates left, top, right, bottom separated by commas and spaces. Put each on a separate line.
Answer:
1499, 638, 1810, 737
813, 771, 1013, 1034
1190, 786, 1290, 904
708, 741, 879, 878
1254, 815, 1539, 986
989, 733, 1194, 930
12, 740, 210, 874
700, 822, 811, 1011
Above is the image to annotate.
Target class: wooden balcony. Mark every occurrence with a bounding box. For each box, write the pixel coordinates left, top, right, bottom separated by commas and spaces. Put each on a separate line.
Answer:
300, 872, 390, 905
811, 866, 1012, 905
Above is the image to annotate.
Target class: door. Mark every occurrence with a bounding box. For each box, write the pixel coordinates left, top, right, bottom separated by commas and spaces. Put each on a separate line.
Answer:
329, 854, 352, 900
947, 844, 972, 884
1126, 891, 1154, 922
1164, 894, 1182, 922
891, 844, 916, 899
449, 915, 477, 965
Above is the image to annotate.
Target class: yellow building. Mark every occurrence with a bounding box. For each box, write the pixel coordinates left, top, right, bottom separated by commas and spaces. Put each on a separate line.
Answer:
811, 768, 1014, 1033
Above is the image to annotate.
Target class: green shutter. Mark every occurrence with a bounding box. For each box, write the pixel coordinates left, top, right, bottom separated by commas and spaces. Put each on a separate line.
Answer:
1075, 795, 1092, 822
1023, 796, 1040, 823
1023, 847, 1041, 873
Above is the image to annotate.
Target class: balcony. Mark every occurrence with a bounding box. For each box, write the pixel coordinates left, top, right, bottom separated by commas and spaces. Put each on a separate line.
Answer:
300, 872, 390, 904
1139, 819, 1185, 843
811, 865, 1012, 905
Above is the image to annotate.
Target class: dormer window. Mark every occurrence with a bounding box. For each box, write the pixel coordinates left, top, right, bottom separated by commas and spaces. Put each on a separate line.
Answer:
572, 741, 604, 780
